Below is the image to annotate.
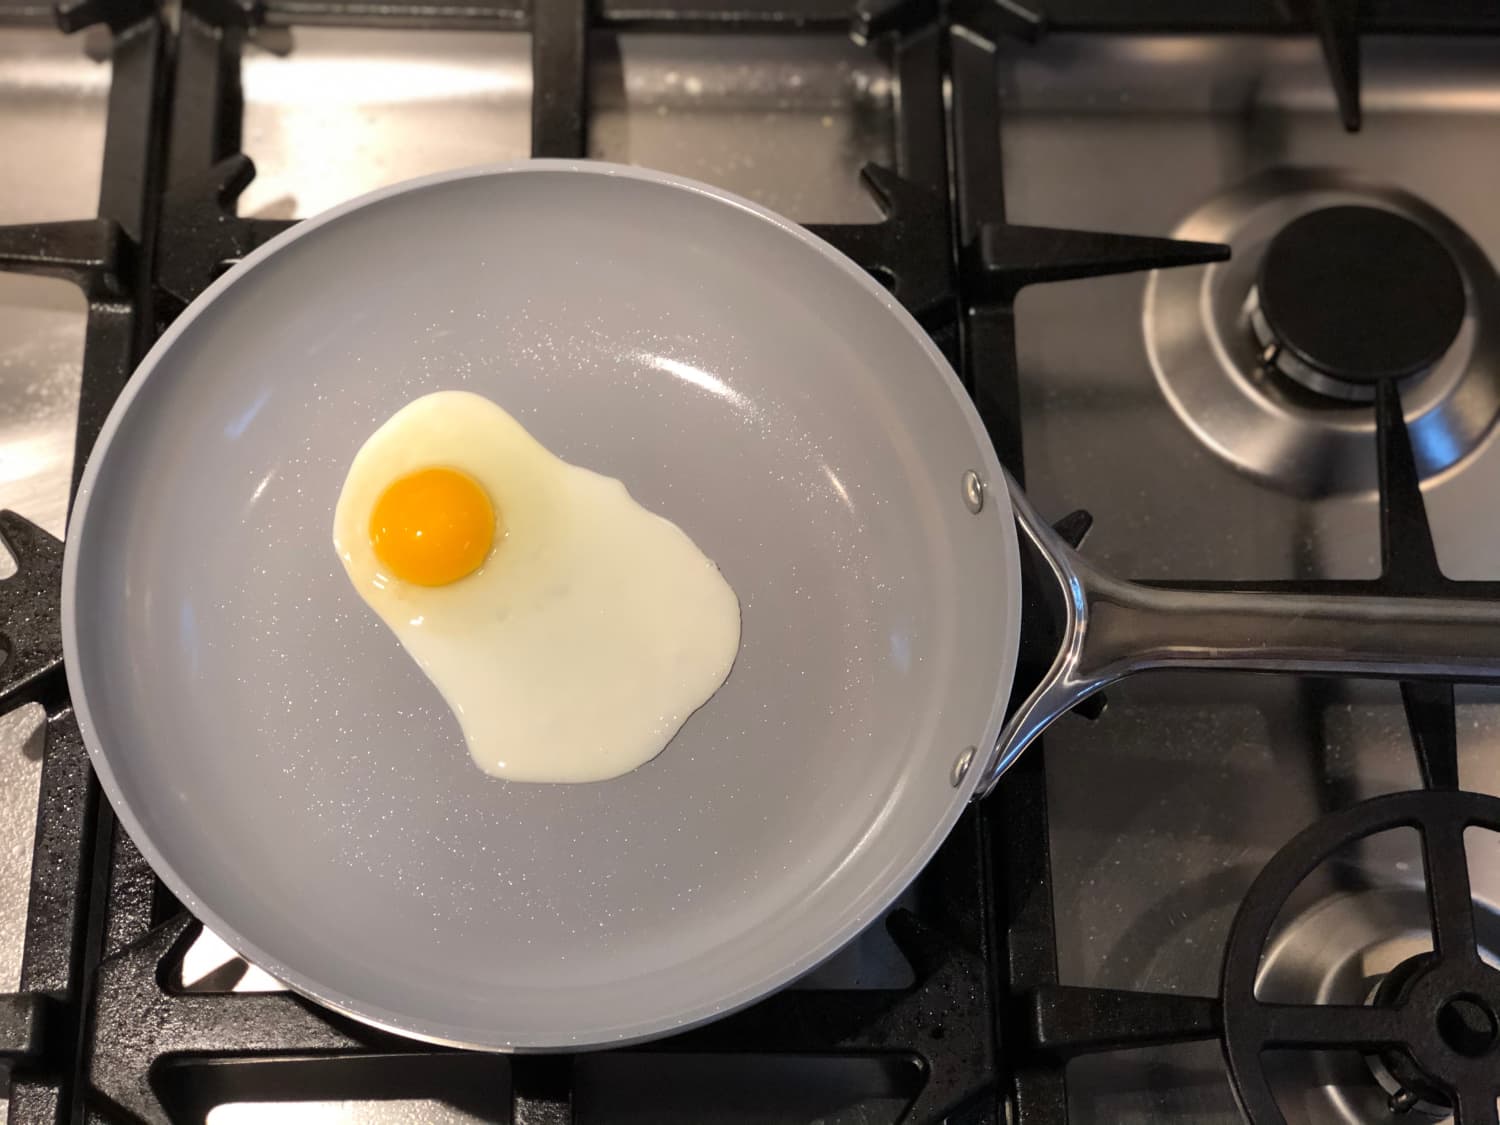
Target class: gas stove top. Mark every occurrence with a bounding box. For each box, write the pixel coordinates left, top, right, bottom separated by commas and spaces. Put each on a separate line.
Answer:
2, 3, 1499, 1123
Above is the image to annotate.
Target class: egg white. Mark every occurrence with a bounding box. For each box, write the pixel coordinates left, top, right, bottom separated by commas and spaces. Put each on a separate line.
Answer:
332, 391, 741, 783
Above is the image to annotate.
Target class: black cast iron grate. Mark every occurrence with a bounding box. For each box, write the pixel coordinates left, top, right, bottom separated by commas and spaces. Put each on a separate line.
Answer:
2, 0, 1500, 1123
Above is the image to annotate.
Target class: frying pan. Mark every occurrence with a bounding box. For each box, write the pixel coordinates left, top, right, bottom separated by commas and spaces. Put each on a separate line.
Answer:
62, 161, 1500, 1051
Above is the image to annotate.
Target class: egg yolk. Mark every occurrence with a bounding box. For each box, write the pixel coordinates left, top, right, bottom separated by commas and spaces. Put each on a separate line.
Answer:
369, 467, 497, 587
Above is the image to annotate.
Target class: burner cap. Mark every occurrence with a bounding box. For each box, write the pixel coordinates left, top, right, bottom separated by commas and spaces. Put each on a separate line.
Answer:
1255, 206, 1466, 389
1366, 952, 1454, 1116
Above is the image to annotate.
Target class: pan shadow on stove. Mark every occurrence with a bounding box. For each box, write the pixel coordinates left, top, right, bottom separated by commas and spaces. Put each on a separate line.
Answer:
571, 1054, 920, 1125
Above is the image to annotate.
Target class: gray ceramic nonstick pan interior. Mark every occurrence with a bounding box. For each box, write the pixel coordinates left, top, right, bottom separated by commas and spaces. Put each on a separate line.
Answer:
63, 161, 1024, 1050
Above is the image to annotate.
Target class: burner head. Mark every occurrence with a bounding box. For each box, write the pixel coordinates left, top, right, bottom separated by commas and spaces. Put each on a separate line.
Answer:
1366, 952, 1454, 1117
1252, 205, 1466, 399
1366, 951, 1500, 1117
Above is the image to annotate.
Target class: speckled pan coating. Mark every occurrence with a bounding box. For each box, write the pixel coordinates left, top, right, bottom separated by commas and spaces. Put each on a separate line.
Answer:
62, 161, 1021, 1050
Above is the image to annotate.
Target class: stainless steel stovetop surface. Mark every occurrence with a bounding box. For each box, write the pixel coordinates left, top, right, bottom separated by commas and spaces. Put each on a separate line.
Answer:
995, 33, 1500, 1124
4, 23, 1500, 1125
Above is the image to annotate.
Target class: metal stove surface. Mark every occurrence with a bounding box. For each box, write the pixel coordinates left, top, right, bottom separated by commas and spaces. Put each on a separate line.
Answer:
9, 21, 1500, 1125
992, 33, 1500, 1124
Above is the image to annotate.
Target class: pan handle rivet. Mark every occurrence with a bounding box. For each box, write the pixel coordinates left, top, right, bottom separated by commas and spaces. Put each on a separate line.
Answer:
962, 471, 985, 514
951, 746, 976, 787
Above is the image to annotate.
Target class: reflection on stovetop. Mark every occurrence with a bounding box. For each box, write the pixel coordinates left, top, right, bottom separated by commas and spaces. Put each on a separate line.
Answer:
233, 27, 890, 227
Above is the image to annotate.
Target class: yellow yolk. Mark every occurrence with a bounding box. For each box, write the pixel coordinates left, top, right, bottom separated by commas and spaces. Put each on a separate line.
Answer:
368, 467, 497, 586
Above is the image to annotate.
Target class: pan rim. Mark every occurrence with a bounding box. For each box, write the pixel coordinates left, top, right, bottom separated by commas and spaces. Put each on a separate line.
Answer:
60, 159, 1021, 1051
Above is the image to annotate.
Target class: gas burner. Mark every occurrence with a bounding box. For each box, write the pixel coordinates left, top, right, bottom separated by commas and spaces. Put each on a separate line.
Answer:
1145, 168, 1500, 496
1254, 884, 1500, 1124
1363, 948, 1500, 1123
1366, 952, 1468, 1120
1223, 791, 1500, 1125
1247, 206, 1467, 404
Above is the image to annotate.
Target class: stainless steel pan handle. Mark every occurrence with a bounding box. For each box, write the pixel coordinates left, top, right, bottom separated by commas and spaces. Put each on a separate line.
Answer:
977, 471, 1500, 798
